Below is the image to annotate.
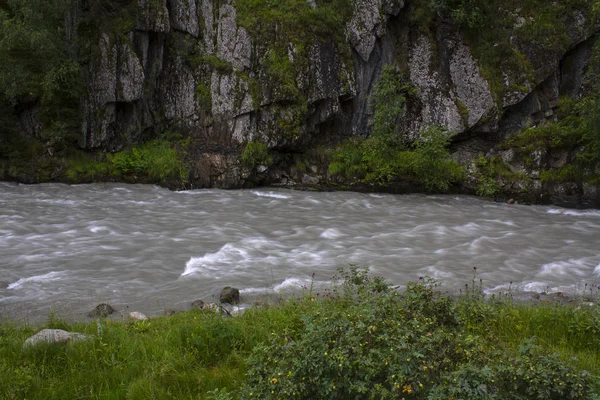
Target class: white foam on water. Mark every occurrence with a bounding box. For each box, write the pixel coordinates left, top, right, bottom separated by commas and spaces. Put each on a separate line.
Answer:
421, 266, 453, 279
547, 208, 600, 217
7, 271, 65, 289
452, 222, 482, 235
273, 277, 312, 292
181, 244, 248, 277
251, 191, 291, 199
538, 258, 594, 277
175, 190, 216, 195
482, 219, 516, 227
320, 228, 344, 239
89, 225, 115, 234
240, 287, 278, 295
181, 237, 285, 277
523, 281, 553, 292
36, 199, 79, 206
99, 245, 120, 250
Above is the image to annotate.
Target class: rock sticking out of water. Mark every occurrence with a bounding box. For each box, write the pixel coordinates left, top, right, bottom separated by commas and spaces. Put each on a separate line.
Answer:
191, 299, 205, 309
87, 303, 116, 318
23, 329, 93, 348
128, 311, 148, 321
219, 287, 240, 305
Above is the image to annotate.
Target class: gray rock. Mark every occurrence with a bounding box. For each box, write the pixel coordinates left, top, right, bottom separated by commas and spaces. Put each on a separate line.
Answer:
87, 303, 115, 318
219, 286, 240, 305
216, 4, 252, 71
449, 40, 495, 127
301, 174, 320, 185
191, 299, 205, 309
128, 311, 148, 321
117, 42, 145, 102
408, 35, 464, 136
170, 0, 199, 37
136, 0, 170, 32
23, 329, 93, 348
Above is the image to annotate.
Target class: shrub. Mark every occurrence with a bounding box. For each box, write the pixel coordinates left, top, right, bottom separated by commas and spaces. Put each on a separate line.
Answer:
241, 141, 272, 169
328, 126, 464, 191
110, 140, 188, 183
242, 269, 600, 399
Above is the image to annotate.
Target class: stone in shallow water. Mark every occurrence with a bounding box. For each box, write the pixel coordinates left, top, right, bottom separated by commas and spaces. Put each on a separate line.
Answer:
191, 299, 205, 309
87, 303, 115, 318
23, 329, 93, 348
219, 287, 240, 305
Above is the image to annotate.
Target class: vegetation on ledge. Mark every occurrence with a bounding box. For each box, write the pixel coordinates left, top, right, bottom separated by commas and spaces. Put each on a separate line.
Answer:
2, 268, 600, 399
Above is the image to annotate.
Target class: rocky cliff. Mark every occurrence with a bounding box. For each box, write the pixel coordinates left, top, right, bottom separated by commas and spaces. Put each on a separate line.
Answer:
2, 0, 599, 206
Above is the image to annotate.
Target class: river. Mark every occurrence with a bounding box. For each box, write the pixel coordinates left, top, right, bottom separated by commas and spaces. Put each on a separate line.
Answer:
1, 182, 600, 323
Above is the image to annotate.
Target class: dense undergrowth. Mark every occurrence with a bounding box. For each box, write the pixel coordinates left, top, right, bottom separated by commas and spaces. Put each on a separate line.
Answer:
2, 268, 600, 399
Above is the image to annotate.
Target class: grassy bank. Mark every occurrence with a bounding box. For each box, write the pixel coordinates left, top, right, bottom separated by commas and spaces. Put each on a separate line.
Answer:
2, 268, 600, 399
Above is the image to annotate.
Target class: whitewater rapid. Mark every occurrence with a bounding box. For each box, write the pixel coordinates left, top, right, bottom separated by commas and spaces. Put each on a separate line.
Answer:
1, 182, 599, 322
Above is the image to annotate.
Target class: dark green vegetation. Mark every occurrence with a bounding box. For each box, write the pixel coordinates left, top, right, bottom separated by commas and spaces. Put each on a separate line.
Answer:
421, 0, 597, 102
329, 66, 465, 191
2, 268, 600, 399
241, 141, 273, 170
506, 40, 600, 187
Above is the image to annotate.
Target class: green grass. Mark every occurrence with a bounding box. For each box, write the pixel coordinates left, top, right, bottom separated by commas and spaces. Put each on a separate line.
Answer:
2, 270, 600, 399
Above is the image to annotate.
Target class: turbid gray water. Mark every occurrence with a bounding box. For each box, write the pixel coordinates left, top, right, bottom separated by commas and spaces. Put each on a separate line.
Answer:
1, 182, 600, 322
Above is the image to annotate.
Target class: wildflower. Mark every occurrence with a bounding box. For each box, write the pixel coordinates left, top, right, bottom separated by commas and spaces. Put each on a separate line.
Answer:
270, 378, 278, 384
402, 385, 413, 394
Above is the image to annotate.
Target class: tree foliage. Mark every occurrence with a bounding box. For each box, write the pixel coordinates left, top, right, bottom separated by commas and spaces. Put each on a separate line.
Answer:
329, 65, 464, 191
0, 0, 80, 149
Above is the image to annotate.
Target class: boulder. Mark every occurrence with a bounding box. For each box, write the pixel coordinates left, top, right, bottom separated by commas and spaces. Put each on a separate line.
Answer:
128, 311, 148, 321
23, 329, 92, 348
191, 299, 205, 309
219, 286, 240, 305
87, 303, 116, 318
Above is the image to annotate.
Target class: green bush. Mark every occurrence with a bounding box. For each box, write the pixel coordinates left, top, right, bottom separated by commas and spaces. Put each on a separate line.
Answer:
329, 126, 464, 191
242, 269, 600, 400
328, 65, 463, 191
110, 140, 189, 183
241, 141, 273, 169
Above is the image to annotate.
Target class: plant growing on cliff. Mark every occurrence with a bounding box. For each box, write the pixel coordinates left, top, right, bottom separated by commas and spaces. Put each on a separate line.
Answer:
329, 66, 463, 191
241, 141, 273, 169
372, 66, 418, 142
506, 41, 600, 186
110, 139, 189, 184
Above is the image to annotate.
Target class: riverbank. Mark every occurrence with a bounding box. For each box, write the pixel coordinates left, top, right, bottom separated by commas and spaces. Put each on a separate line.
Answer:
2, 269, 600, 399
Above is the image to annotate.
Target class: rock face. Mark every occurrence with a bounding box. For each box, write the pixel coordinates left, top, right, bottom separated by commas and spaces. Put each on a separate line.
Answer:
10, 0, 600, 205
23, 329, 93, 348
219, 286, 240, 305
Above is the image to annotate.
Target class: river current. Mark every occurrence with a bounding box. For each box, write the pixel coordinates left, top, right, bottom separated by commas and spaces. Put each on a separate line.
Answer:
1, 182, 600, 322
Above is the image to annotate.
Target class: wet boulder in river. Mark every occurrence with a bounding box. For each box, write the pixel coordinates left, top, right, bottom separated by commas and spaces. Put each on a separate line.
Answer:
191, 299, 205, 309
87, 303, 116, 318
219, 287, 240, 305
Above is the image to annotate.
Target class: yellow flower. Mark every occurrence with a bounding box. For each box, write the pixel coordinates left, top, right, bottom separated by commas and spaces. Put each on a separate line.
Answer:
270, 378, 278, 384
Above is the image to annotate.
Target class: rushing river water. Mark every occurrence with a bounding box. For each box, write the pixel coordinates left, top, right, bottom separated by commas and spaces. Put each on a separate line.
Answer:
1, 182, 600, 322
